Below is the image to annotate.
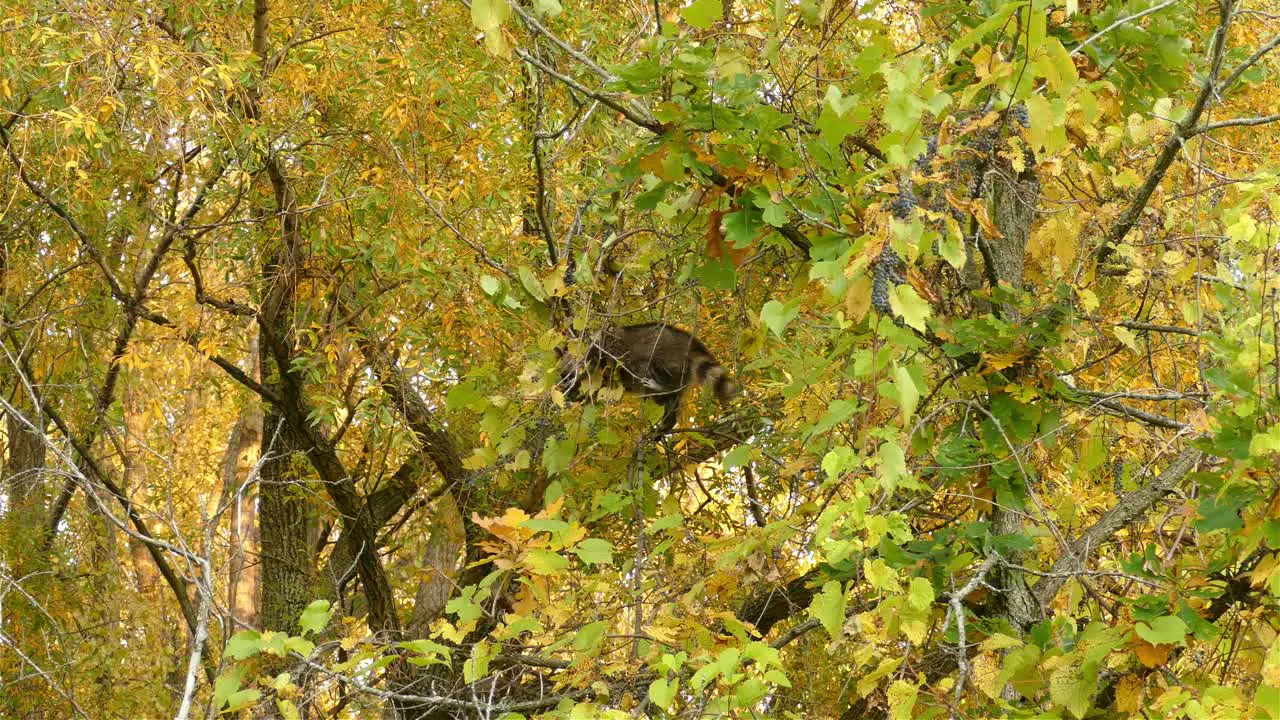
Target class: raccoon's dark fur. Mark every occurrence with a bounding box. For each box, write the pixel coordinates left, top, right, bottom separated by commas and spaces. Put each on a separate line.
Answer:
557, 323, 738, 431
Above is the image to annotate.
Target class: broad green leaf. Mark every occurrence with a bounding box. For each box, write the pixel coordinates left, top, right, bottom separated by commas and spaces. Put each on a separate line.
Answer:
723, 207, 764, 247
822, 445, 858, 480
939, 225, 967, 270
948, 2, 1023, 62
517, 265, 547, 301
722, 444, 753, 470
399, 639, 453, 667
297, 600, 332, 636
573, 538, 614, 565
542, 435, 576, 475
761, 299, 800, 338
887, 679, 918, 720
1135, 615, 1188, 646
213, 668, 246, 709
907, 577, 934, 611
877, 441, 908, 492
471, 0, 511, 30
808, 581, 847, 640
648, 677, 678, 707
1250, 425, 1280, 456
524, 549, 570, 575
533, 0, 562, 17
888, 285, 931, 331
816, 86, 869, 144
573, 620, 608, 652
681, 0, 723, 29
646, 514, 684, 534
226, 630, 263, 660
522, 518, 570, 533
893, 365, 919, 425
1049, 664, 1095, 719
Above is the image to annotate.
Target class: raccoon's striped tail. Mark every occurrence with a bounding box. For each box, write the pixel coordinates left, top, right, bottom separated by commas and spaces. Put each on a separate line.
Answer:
691, 356, 739, 404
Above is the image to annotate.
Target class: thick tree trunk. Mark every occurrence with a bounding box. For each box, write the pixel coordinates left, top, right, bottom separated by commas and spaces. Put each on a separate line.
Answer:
221, 339, 263, 630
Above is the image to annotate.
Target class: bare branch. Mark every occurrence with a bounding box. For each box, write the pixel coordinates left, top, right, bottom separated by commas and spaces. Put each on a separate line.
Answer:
1187, 112, 1280, 137
515, 48, 663, 133
1098, 0, 1236, 260
1070, 0, 1183, 57
1219, 32, 1280, 93
1032, 447, 1200, 606
1093, 398, 1190, 429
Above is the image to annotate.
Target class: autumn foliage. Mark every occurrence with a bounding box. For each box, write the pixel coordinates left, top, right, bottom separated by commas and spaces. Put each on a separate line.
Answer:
1, 1, 1279, 719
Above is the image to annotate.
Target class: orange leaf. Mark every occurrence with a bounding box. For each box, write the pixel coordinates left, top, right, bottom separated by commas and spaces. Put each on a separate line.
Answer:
1132, 639, 1173, 668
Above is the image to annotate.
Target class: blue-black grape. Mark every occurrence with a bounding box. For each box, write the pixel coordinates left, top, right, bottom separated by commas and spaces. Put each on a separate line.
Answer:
889, 186, 917, 220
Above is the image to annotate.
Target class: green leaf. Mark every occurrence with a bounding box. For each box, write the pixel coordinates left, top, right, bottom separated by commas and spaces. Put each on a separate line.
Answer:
939, 225, 967, 271
213, 668, 247, 709
226, 630, 263, 660
573, 538, 614, 565
648, 677, 678, 707
907, 577, 934, 611
887, 679, 918, 720
1250, 425, 1280, 456
822, 446, 858, 480
1135, 615, 1188, 646
889, 284, 932, 331
948, 2, 1023, 63
808, 581, 847, 640
524, 549, 570, 575
723, 207, 764, 247
479, 274, 501, 295
816, 86, 869, 145
471, 0, 511, 29
681, 0, 723, 29
517, 265, 547, 301
646, 513, 684, 534
722, 444, 753, 471
542, 434, 575, 475
877, 441, 908, 492
893, 365, 920, 425
1194, 495, 1245, 533
1048, 663, 1096, 719
760, 299, 800, 338
298, 600, 332, 636
399, 639, 453, 667
282, 636, 315, 656
533, 0, 562, 16
522, 518, 571, 533
573, 620, 608, 653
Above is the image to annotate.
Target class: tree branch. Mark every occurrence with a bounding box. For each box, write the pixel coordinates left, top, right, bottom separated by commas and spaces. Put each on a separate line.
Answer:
1098, 0, 1235, 260
1031, 447, 1200, 606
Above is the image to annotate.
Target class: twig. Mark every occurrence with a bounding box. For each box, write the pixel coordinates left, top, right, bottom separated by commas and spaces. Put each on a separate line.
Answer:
1098, 0, 1235, 260
946, 553, 1000, 718
1187, 112, 1280, 137
1070, 0, 1183, 57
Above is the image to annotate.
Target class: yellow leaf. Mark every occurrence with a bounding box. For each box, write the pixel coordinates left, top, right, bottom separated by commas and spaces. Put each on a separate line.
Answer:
1113, 326, 1138, 351
980, 633, 1023, 651
1113, 674, 1144, 713
973, 652, 1004, 699
846, 273, 872, 324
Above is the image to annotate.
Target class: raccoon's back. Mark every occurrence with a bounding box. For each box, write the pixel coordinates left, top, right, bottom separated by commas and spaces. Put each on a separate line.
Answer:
603, 324, 727, 393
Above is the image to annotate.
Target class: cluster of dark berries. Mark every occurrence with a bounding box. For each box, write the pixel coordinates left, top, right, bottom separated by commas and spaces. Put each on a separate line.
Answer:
971, 125, 999, 155
1010, 103, 1030, 128
915, 136, 938, 170
871, 246, 907, 317
888, 185, 918, 220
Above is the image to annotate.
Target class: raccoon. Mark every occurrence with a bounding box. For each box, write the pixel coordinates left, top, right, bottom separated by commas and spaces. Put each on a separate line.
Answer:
557, 323, 738, 432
